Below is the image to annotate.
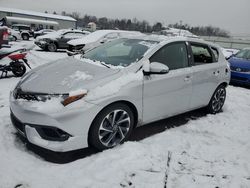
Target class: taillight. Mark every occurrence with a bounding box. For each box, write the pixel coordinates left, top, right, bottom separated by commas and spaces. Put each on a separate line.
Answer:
3, 31, 8, 40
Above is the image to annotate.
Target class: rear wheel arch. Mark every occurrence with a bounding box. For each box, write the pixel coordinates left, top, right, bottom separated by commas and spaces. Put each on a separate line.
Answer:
206, 83, 227, 114
219, 82, 228, 88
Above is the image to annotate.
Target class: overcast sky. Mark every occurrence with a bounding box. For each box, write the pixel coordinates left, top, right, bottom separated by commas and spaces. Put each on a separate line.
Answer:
0, 0, 249, 36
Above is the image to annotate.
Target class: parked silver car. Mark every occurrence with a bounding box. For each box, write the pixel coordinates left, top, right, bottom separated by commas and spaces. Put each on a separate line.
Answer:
66, 29, 142, 56
10, 36, 230, 152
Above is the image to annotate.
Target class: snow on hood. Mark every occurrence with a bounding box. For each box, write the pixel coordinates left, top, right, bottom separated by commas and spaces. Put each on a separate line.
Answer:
67, 30, 111, 46
18, 57, 120, 94
85, 71, 143, 101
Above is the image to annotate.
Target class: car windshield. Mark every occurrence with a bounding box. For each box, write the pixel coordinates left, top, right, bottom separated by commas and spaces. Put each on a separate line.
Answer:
235, 49, 250, 60
83, 38, 158, 67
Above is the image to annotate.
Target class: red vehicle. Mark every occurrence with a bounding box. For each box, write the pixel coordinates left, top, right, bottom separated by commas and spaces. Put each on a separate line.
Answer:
0, 26, 9, 48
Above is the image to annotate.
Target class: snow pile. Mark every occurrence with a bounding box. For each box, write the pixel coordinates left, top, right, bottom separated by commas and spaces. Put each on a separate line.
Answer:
61, 71, 93, 86
69, 89, 88, 97
20, 97, 64, 114
78, 57, 125, 69
86, 71, 143, 101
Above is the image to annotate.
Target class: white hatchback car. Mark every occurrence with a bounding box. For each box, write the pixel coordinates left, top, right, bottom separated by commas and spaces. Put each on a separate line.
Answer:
10, 36, 230, 152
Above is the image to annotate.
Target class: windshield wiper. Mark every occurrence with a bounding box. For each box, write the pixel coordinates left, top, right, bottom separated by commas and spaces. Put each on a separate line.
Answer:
99, 61, 111, 68
80, 56, 111, 68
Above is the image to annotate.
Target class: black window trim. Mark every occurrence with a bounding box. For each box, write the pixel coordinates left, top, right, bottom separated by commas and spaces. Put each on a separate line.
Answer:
210, 46, 219, 62
149, 41, 191, 70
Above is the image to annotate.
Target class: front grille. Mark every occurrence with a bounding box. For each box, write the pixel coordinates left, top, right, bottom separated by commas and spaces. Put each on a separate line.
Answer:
15, 92, 39, 101
68, 44, 85, 52
230, 66, 250, 73
10, 112, 25, 135
14, 88, 39, 101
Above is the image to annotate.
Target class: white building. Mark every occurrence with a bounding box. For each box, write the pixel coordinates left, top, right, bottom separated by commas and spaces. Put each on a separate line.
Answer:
0, 7, 76, 30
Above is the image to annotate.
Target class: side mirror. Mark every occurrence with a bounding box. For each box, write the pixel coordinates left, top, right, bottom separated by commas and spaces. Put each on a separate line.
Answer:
100, 38, 108, 44
143, 60, 169, 76
226, 54, 234, 60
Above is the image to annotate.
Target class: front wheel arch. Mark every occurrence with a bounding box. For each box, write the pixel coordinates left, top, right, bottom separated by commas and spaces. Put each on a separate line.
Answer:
87, 101, 138, 150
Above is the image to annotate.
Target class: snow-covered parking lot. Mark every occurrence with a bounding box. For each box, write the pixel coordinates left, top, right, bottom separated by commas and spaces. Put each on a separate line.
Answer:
0, 40, 250, 188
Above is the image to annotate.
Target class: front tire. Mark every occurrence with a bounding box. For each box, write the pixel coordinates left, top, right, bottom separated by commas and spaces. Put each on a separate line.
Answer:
207, 85, 226, 114
47, 43, 57, 52
12, 63, 26, 77
89, 103, 135, 151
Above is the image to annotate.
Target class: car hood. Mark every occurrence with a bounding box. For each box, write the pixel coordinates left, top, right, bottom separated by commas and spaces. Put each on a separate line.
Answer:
18, 57, 120, 94
228, 57, 250, 69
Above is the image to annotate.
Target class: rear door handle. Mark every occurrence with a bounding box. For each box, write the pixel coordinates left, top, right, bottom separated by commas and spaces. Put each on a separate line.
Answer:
213, 70, 220, 76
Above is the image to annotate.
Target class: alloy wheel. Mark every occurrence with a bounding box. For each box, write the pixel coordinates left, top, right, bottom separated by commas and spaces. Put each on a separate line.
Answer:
211, 87, 226, 112
48, 43, 57, 52
98, 109, 131, 147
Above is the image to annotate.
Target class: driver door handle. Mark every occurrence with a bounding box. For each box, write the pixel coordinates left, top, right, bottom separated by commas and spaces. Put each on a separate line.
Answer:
184, 75, 191, 82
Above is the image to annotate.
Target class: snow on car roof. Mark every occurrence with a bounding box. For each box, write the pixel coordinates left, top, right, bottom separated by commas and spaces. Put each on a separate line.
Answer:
0, 7, 76, 22
36, 29, 90, 40
68, 30, 142, 46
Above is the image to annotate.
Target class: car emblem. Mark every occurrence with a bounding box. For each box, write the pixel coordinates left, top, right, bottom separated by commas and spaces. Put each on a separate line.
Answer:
236, 68, 241, 72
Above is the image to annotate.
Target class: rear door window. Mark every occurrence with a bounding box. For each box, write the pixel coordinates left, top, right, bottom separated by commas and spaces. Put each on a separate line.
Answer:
190, 43, 214, 65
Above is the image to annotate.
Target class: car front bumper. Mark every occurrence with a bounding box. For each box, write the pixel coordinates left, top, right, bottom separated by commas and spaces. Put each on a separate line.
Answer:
10, 91, 103, 152
34, 41, 48, 49
230, 71, 250, 85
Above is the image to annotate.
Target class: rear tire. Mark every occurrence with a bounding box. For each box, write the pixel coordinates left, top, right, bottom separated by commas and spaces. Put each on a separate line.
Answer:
13, 36, 17, 41
206, 85, 226, 114
12, 63, 26, 77
89, 103, 135, 151
22, 34, 29, 40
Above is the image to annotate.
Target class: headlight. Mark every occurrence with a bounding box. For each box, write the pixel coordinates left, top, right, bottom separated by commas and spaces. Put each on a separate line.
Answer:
61, 90, 88, 106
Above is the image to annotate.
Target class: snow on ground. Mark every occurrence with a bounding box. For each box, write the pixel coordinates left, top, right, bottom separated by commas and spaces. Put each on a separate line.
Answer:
0, 40, 250, 188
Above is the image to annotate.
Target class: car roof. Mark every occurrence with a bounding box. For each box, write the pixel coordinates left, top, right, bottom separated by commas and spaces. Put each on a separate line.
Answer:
123, 34, 220, 48
63, 29, 90, 33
